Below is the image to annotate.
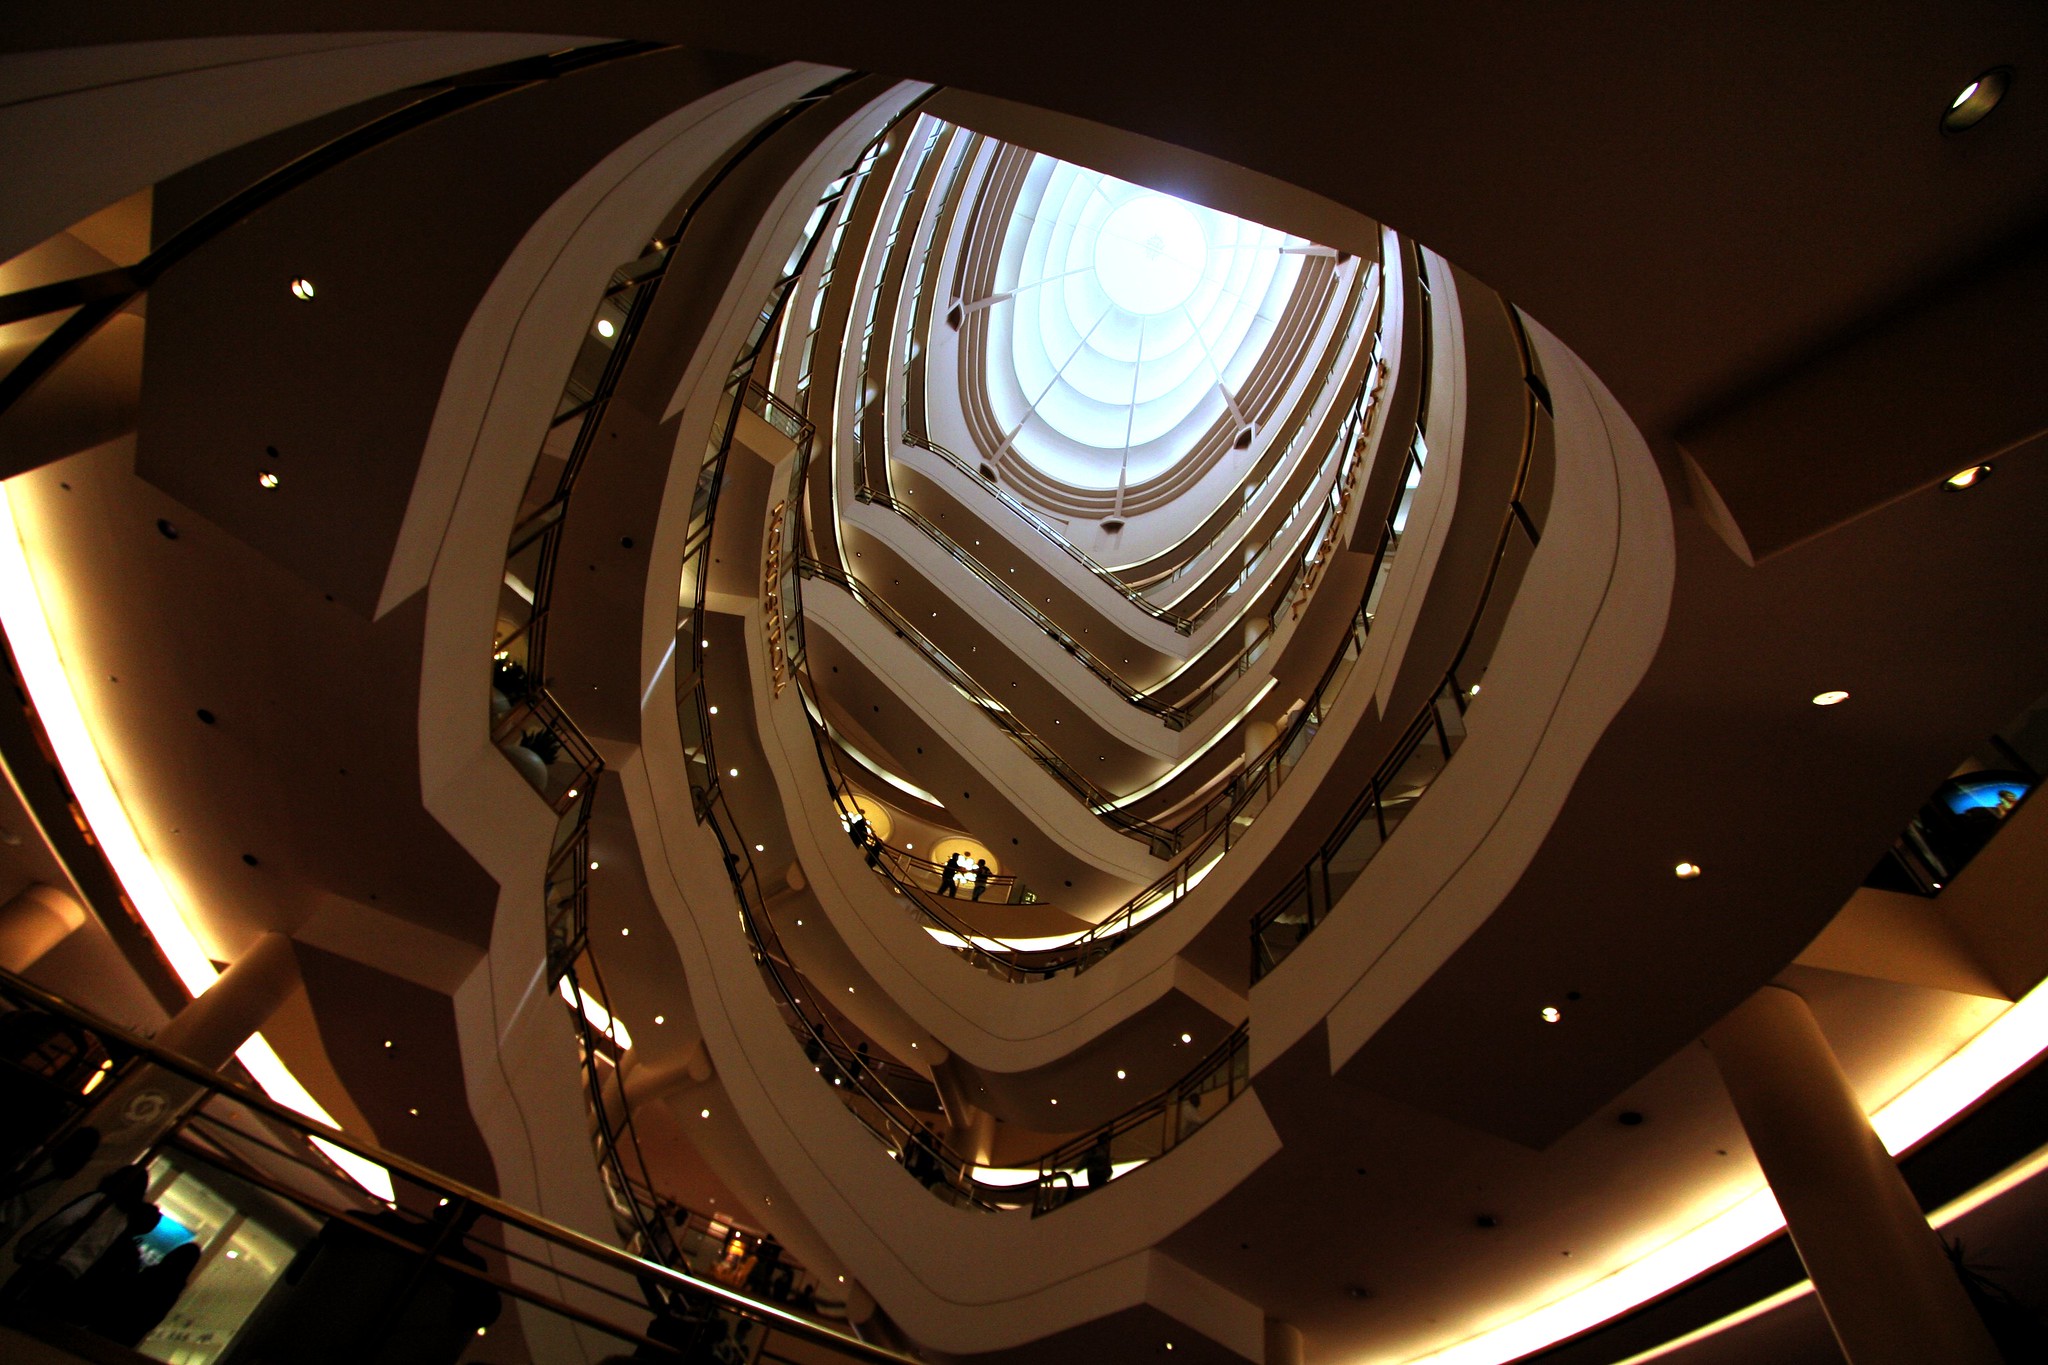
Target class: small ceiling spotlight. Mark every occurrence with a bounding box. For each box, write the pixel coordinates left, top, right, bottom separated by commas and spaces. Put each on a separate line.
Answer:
728, 768, 739, 778
1180, 1032, 1193, 1044
1675, 861, 1703, 879
755, 843, 765, 852
1811, 690, 1850, 706
654, 1015, 665, 1025
1116, 1069, 1127, 1080
708, 705, 719, 715
1942, 69, 2011, 133
596, 318, 616, 338
590, 860, 600, 870
289, 278, 316, 300
1541, 1006, 1562, 1024
257, 471, 281, 489
567, 788, 579, 799
620, 927, 630, 936
700, 1108, 711, 1119
1944, 464, 1993, 490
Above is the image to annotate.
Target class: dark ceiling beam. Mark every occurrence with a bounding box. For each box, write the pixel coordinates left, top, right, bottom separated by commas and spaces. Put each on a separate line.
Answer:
1679, 228, 2048, 564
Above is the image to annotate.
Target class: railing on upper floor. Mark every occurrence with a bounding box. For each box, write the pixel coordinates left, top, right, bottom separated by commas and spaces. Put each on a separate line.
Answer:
796, 557, 1181, 857
0, 41, 668, 423
772, 398, 1270, 1194
799, 325, 1392, 870
850, 485, 1195, 729
787, 330, 1409, 982
1030, 1024, 1251, 1216
1247, 305, 1551, 982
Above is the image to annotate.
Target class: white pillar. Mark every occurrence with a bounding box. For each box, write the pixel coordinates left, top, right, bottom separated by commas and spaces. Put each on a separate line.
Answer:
0, 882, 87, 972
1705, 985, 2001, 1365
156, 931, 300, 1069
1264, 1317, 1304, 1365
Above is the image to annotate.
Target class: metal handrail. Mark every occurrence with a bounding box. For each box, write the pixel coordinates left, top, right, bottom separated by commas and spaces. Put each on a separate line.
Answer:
853, 484, 1194, 728
0, 40, 670, 421
798, 557, 1180, 856
1247, 307, 1550, 981
0, 966, 913, 1363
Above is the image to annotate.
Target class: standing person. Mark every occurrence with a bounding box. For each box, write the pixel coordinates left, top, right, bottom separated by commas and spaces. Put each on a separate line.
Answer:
938, 853, 962, 897
971, 859, 992, 901
1083, 1135, 1114, 1192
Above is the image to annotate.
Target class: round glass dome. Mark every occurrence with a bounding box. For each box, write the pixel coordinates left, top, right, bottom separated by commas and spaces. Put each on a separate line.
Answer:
1092, 196, 1207, 316
979, 158, 1309, 491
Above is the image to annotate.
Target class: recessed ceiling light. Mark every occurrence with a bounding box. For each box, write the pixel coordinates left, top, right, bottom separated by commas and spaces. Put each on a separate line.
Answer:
1942, 69, 2010, 133
289, 278, 315, 300
567, 788, 578, 798
1116, 1069, 1126, 1080
700, 1108, 711, 1118
620, 927, 630, 936
1675, 861, 1702, 879
1811, 690, 1850, 706
1541, 1006, 1562, 1023
1050, 1098, 1058, 1105
1180, 1032, 1193, 1044
728, 768, 738, 777
257, 471, 280, 489
590, 860, 600, 870
755, 843, 765, 852
596, 318, 616, 338
708, 705, 719, 715
1944, 464, 1993, 490
654, 1015, 665, 1025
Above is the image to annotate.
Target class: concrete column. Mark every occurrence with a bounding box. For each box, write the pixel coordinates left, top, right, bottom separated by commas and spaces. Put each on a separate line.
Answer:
1263, 1317, 1304, 1365
0, 882, 87, 972
1705, 985, 2001, 1365
1243, 720, 1278, 764
155, 931, 300, 1069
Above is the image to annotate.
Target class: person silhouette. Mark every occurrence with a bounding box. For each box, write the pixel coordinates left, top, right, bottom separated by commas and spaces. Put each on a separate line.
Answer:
938, 854, 962, 897
971, 859, 991, 901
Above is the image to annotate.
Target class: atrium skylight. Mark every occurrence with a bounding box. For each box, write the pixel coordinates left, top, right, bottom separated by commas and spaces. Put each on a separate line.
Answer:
983, 157, 1309, 491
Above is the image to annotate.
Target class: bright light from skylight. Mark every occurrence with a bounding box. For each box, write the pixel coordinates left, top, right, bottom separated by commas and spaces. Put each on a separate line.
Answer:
1093, 195, 1207, 316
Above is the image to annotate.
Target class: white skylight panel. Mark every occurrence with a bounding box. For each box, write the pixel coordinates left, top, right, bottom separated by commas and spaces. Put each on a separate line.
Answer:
986, 153, 1323, 490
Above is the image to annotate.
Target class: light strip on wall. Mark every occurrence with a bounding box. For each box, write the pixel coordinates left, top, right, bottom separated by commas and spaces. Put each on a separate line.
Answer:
0, 481, 394, 1202
1387, 975, 2048, 1364
1610, 1141, 2048, 1365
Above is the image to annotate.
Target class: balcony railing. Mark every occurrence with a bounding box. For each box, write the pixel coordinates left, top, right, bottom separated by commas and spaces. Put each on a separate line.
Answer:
797, 557, 1181, 857
1248, 308, 1551, 982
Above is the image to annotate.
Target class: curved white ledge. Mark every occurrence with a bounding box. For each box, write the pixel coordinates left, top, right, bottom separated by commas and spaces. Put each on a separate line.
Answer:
1251, 316, 1676, 1072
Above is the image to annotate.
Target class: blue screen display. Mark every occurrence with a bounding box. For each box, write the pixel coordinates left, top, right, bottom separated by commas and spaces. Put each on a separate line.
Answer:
1943, 776, 2032, 815
136, 1213, 195, 1264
